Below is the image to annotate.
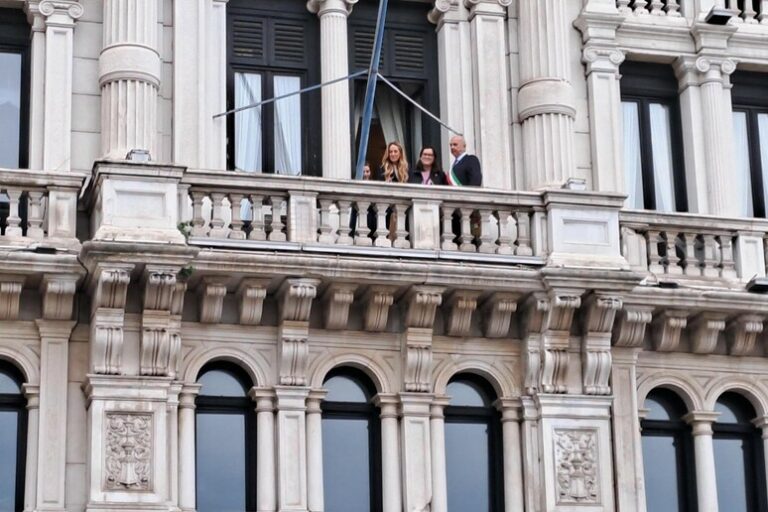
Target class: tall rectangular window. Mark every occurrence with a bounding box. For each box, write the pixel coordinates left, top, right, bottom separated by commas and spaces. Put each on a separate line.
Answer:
732, 71, 768, 218
0, 8, 30, 170
227, 1, 320, 175
620, 62, 687, 212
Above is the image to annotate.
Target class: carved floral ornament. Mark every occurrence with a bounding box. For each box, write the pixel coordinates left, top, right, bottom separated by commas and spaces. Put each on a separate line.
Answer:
554, 429, 600, 505
105, 413, 152, 492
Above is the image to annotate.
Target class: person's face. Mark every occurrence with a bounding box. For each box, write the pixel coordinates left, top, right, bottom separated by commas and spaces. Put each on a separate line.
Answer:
420, 149, 435, 168
449, 137, 465, 158
363, 165, 371, 180
388, 144, 401, 163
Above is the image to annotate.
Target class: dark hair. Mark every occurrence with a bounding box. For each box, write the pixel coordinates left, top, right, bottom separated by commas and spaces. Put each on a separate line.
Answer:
416, 146, 442, 173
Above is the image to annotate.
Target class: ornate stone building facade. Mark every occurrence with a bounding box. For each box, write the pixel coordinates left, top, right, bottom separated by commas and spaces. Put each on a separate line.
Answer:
1, 0, 768, 511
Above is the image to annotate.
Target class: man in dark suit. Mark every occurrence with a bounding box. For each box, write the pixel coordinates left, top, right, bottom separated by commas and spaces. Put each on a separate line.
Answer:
447, 135, 482, 187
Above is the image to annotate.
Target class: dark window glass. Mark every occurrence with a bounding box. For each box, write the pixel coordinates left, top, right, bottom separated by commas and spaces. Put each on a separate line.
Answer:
620, 62, 687, 212
0, 8, 30, 170
322, 368, 381, 512
227, 0, 321, 175
731, 71, 768, 217
444, 374, 503, 512
348, 1, 439, 171
713, 392, 766, 512
195, 364, 256, 512
0, 361, 26, 512
640, 389, 696, 512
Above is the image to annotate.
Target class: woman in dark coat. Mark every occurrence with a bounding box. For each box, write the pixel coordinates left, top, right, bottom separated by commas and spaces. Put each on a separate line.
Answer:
408, 146, 447, 185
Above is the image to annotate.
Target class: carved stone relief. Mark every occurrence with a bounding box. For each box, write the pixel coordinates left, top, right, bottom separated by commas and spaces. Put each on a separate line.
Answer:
554, 429, 599, 505
104, 413, 152, 491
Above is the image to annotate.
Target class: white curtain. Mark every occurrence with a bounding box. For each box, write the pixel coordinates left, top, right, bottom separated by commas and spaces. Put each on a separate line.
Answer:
622, 102, 644, 209
759, 114, 768, 211
375, 87, 406, 146
732, 111, 754, 216
273, 75, 302, 176
235, 72, 263, 173
649, 103, 676, 212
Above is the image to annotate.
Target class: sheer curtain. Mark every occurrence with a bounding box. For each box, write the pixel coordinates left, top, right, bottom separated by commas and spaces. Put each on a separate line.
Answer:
649, 103, 676, 212
759, 114, 768, 211
622, 102, 644, 209
732, 111, 754, 216
273, 75, 302, 176
235, 72, 263, 173
375, 87, 405, 145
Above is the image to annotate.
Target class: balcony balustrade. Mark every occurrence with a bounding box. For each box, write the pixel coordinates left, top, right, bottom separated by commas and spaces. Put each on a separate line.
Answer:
620, 210, 768, 282
180, 170, 549, 264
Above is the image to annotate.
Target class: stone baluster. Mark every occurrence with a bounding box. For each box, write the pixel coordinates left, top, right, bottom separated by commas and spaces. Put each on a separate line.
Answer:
684, 411, 720, 512
27, 191, 45, 239
248, 194, 267, 241
649, 0, 665, 15
318, 199, 336, 244
178, 385, 200, 512
209, 192, 228, 239
375, 395, 402, 512
701, 234, 719, 277
269, 196, 287, 242
458, 207, 474, 252
229, 193, 246, 240
665, 232, 683, 275
465, 0, 513, 189
100, 0, 160, 159
307, 0, 356, 179
515, 211, 533, 256
634, 0, 649, 13
519, 0, 576, 189
616, 0, 631, 13
354, 201, 372, 246
392, 202, 410, 249
760, 0, 768, 23
441, 206, 458, 250
4, 188, 23, 237
336, 200, 354, 245
666, 0, 681, 15
374, 202, 391, 248
190, 191, 208, 237
477, 209, 496, 254
719, 235, 738, 279
496, 210, 514, 255
683, 233, 698, 276
646, 230, 665, 274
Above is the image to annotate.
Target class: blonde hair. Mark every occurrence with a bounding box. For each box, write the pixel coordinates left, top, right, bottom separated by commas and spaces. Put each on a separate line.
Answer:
380, 142, 409, 183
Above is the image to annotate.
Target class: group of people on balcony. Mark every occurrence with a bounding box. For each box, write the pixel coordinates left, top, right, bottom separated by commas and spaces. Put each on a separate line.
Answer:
362, 135, 482, 187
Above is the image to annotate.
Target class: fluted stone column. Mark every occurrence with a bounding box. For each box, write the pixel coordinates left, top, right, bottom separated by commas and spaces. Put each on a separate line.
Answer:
375, 394, 402, 512
518, 0, 576, 189
251, 388, 277, 512
429, 1, 476, 171
684, 411, 720, 512
429, 397, 449, 512
306, 390, 326, 512
307, 0, 356, 179
22, 385, 40, 512
465, 0, 513, 189
100, 0, 161, 159
178, 385, 200, 512
496, 399, 524, 512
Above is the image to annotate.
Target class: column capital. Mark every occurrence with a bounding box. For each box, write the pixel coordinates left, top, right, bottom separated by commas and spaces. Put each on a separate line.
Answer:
179, 384, 202, 409
250, 386, 277, 411
464, 0, 511, 18
429, 0, 469, 25
429, 395, 451, 418
582, 45, 625, 76
23, 383, 41, 408
683, 410, 720, 435
494, 397, 523, 421
373, 393, 401, 418
675, 55, 736, 90
307, 0, 357, 16
36, 0, 83, 27
34, 319, 76, 340
305, 389, 327, 413
752, 415, 768, 438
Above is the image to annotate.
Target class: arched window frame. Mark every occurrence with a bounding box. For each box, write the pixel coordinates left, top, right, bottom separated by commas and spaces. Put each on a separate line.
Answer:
0, 360, 27, 512
321, 367, 382, 512
194, 362, 257, 511
712, 392, 768, 512
639, 388, 697, 512
444, 373, 504, 512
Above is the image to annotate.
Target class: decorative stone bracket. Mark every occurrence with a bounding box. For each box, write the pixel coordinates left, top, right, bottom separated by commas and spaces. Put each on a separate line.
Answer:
403, 286, 445, 392
237, 278, 269, 325
90, 264, 133, 375
727, 314, 764, 356
140, 267, 185, 378
323, 283, 357, 330
611, 305, 653, 348
581, 294, 622, 395
0, 275, 26, 320
363, 285, 397, 332
482, 292, 520, 338
445, 290, 481, 337
40, 274, 78, 320
198, 277, 228, 324
652, 310, 689, 352
277, 278, 320, 386
689, 312, 728, 354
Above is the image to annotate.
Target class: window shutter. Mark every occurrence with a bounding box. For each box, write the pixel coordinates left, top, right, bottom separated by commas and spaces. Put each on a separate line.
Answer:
272, 21, 306, 67
392, 31, 425, 77
351, 26, 384, 71
231, 17, 266, 65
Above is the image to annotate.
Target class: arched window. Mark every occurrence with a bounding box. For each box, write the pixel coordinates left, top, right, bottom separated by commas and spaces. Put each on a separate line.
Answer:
0, 361, 26, 512
640, 388, 696, 512
444, 374, 503, 511
321, 368, 381, 512
713, 392, 767, 512
195, 363, 256, 512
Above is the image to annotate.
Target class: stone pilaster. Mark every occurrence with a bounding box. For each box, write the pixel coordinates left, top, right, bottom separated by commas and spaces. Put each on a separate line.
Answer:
399, 393, 433, 512
307, 0, 357, 179
275, 386, 310, 512
100, 0, 161, 159
518, 0, 576, 189
464, 0, 514, 189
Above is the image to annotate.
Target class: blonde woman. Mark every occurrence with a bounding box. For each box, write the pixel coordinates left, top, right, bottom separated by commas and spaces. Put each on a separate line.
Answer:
374, 141, 409, 183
